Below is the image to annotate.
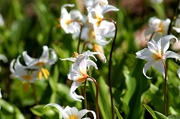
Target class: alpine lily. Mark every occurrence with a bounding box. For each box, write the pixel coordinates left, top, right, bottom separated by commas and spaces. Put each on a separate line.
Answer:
136, 35, 180, 79
45, 104, 96, 119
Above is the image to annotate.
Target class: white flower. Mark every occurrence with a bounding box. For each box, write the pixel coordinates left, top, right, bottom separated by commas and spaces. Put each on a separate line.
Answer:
61, 50, 106, 101
173, 16, 180, 33
0, 14, 4, 26
93, 20, 115, 45
22, 46, 57, 80
145, 17, 170, 40
60, 4, 83, 38
45, 104, 96, 119
10, 56, 39, 83
136, 35, 180, 79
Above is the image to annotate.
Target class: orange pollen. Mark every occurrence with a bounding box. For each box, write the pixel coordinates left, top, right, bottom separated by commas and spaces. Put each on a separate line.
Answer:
35, 62, 45, 67
22, 75, 32, 80
67, 114, 78, 119
77, 71, 88, 83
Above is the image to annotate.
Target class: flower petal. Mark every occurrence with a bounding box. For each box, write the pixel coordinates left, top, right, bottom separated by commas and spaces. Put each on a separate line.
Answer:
39, 46, 49, 61
177, 68, 180, 78
78, 109, 96, 119
22, 51, 36, 66
136, 48, 153, 61
69, 81, 84, 102
157, 35, 178, 54
46, 48, 57, 65
143, 60, 155, 79
45, 103, 68, 118
165, 51, 180, 59
154, 60, 165, 78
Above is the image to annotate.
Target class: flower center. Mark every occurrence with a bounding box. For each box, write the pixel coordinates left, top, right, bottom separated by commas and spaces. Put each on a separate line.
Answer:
22, 75, 32, 80
157, 22, 165, 33
77, 69, 88, 83
65, 19, 72, 25
35, 62, 45, 67
68, 114, 78, 119
152, 51, 162, 60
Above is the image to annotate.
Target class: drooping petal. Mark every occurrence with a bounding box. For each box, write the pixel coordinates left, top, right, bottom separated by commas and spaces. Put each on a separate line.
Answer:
46, 48, 57, 65
154, 60, 165, 78
69, 81, 84, 102
45, 103, 69, 119
143, 60, 156, 79
102, 5, 119, 14
147, 40, 158, 54
22, 51, 36, 66
78, 109, 96, 119
86, 59, 98, 69
10, 59, 16, 73
61, 4, 75, 16
39, 46, 49, 61
0, 54, 7, 63
157, 35, 178, 54
136, 48, 153, 61
177, 68, 180, 78
165, 51, 180, 59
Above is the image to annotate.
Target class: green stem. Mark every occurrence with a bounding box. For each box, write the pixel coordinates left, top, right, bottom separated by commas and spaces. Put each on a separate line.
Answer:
77, 23, 83, 53
167, 0, 180, 35
161, 59, 167, 116
83, 80, 88, 111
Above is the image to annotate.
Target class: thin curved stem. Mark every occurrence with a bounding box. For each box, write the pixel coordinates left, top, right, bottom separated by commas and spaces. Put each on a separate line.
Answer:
77, 24, 83, 53
88, 76, 99, 119
103, 18, 118, 119
167, 0, 180, 35
83, 80, 88, 111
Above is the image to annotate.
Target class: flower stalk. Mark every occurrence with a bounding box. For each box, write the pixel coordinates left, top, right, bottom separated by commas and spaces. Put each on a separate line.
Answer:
103, 18, 118, 119
88, 76, 100, 119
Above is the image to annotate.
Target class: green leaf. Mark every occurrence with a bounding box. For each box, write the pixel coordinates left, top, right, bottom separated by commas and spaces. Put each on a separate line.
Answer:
168, 115, 180, 119
0, 99, 25, 119
143, 104, 158, 119
30, 104, 59, 118
114, 107, 124, 119
154, 111, 168, 119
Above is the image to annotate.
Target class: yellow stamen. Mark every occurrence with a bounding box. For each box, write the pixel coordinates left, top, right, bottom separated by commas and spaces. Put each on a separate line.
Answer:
41, 68, 50, 79
72, 52, 79, 58
68, 114, 78, 119
38, 71, 42, 80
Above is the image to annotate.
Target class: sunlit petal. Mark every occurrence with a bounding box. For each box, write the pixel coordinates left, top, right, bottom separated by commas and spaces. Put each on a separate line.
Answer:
45, 103, 69, 118
143, 61, 156, 79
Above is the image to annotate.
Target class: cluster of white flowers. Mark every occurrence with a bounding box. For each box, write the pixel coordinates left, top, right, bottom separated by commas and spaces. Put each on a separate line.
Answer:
136, 15, 180, 79
59, 0, 118, 46
45, 0, 118, 118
